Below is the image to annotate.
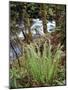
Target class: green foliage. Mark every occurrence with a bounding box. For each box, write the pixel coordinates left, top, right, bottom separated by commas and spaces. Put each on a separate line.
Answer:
9, 67, 21, 88
9, 2, 66, 88
25, 41, 62, 85
49, 8, 53, 16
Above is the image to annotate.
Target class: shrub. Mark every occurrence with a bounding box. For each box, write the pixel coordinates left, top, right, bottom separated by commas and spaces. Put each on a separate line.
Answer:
25, 41, 63, 85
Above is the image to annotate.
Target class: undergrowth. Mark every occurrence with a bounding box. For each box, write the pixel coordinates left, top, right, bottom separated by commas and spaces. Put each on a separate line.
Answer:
25, 40, 63, 85
10, 40, 65, 88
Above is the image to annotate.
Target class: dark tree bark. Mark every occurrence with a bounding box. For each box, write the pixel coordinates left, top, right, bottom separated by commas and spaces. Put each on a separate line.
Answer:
40, 4, 47, 33
10, 41, 21, 67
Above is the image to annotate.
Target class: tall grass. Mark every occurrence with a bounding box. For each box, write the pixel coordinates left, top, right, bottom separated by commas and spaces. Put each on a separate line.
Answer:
9, 67, 20, 88
25, 41, 62, 85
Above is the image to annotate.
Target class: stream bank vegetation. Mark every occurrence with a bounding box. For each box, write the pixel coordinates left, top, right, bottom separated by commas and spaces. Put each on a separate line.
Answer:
9, 1, 66, 89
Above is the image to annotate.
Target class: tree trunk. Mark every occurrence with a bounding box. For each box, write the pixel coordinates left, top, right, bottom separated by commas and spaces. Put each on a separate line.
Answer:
23, 9, 32, 43
40, 4, 47, 33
